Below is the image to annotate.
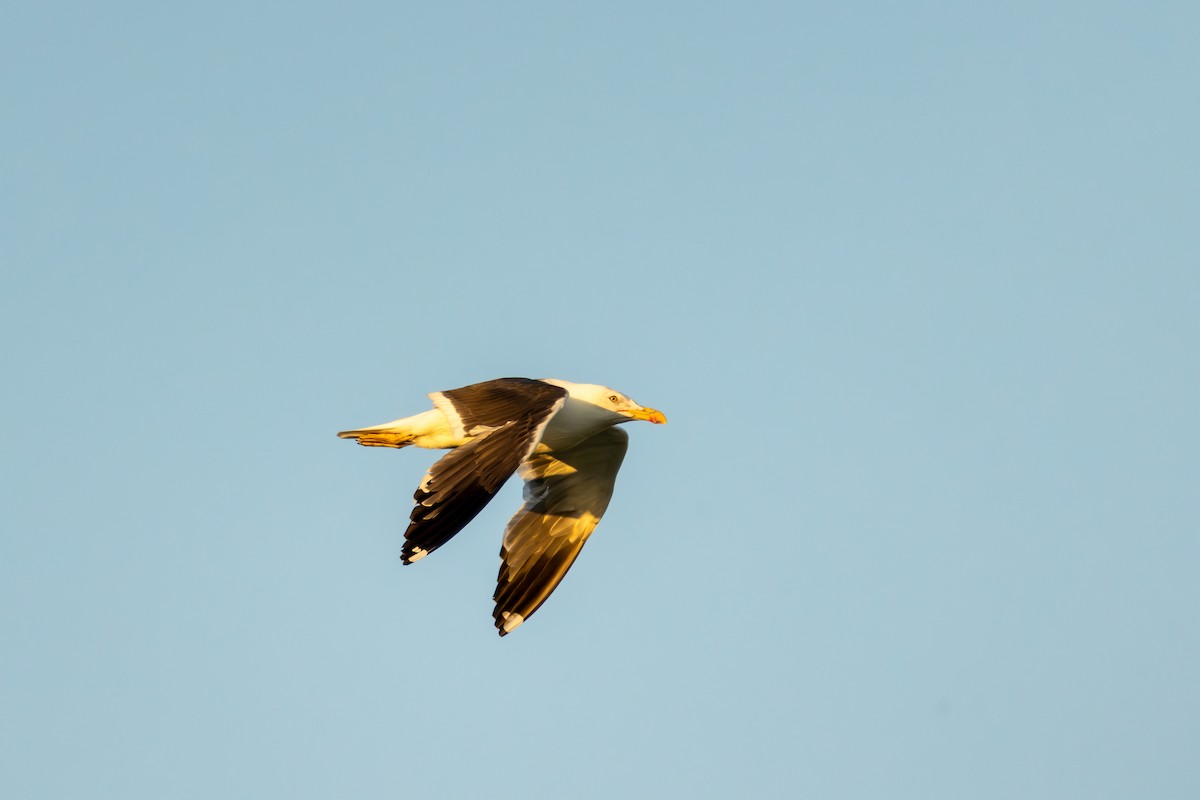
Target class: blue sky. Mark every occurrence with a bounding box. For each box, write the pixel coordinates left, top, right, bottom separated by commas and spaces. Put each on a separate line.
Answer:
3, 2, 1198, 798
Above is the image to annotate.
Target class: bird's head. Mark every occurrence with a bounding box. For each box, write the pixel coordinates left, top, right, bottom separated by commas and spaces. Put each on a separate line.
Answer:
542, 380, 667, 425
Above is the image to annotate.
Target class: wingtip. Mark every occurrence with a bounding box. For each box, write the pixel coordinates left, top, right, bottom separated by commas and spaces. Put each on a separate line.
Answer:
400, 546, 429, 565
496, 611, 525, 636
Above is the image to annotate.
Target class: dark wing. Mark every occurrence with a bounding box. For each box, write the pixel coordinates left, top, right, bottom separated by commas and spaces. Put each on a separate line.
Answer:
493, 426, 629, 636
403, 380, 567, 564
433, 377, 567, 438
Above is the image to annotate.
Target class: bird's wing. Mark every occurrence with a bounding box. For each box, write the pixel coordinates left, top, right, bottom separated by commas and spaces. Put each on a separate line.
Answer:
403, 380, 567, 564
430, 377, 567, 439
493, 426, 629, 636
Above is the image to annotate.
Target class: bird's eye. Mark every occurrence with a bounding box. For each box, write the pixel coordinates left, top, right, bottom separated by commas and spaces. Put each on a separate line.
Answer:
608, 395, 620, 403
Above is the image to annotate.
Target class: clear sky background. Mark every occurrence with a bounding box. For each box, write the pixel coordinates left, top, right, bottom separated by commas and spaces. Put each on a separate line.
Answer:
3, 2, 1197, 798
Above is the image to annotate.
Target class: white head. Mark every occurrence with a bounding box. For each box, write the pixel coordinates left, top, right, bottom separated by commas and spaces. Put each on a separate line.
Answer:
540, 379, 667, 425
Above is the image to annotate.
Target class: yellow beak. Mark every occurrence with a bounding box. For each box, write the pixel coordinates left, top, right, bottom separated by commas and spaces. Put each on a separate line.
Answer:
624, 406, 667, 424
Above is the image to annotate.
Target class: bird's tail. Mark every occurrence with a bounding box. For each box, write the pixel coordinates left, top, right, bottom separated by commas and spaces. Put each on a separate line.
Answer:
336, 428, 415, 449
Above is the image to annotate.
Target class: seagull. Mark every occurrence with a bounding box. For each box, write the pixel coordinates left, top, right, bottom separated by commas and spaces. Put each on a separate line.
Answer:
337, 377, 666, 636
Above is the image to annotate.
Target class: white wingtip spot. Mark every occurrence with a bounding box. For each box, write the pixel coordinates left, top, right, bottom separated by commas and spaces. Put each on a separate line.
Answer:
408, 547, 428, 562
501, 612, 525, 633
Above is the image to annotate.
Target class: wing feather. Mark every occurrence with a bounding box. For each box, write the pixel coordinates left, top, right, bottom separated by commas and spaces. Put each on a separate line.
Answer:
493, 426, 629, 635
402, 381, 567, 564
